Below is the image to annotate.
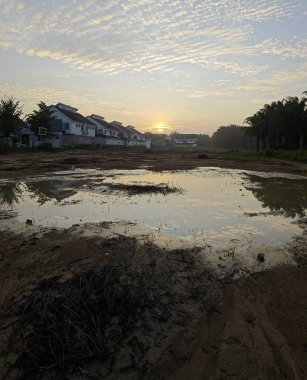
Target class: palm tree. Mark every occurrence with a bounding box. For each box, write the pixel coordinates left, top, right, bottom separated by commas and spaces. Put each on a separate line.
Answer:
245, 95, 307, 150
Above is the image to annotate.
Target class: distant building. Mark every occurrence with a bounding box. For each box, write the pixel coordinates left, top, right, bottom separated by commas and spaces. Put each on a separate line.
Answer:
144, 133, 168, 147
172, 134, 198, 147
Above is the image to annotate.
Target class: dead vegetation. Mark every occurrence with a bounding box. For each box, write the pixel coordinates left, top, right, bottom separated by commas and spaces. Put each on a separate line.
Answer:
104, 182, 184, 195
2, 236, 211, 379
7, 266, 146, 379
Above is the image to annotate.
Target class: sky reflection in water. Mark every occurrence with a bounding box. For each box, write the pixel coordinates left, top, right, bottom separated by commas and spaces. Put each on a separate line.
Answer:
0, 168, 306, 247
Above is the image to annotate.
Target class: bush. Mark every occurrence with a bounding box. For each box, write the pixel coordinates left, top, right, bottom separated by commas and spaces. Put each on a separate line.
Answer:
0, 138, 11, 153
264, 150, 274, 157
36, 142, 55, 152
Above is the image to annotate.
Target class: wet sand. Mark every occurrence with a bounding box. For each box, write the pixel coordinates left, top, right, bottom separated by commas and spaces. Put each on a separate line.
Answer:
0, 149, 307, 379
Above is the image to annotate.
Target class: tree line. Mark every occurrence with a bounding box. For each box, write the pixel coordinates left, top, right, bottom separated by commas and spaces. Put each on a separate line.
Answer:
245, 93, 307, 151
200, 93, 307, 150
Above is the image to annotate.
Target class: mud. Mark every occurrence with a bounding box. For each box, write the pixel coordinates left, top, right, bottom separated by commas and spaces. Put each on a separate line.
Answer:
0, 149, 307, 379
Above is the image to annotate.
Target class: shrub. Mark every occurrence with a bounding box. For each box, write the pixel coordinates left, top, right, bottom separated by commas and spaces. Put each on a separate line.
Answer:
264, 150, 274, 157
0, 138, 11, 153
36, 142, 55, 152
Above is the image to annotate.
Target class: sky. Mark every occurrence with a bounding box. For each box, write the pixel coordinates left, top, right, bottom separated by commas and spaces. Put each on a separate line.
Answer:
0, 0, 306, 135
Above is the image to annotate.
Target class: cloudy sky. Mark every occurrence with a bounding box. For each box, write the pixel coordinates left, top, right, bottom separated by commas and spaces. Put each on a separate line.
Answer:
0, 0, 306, 134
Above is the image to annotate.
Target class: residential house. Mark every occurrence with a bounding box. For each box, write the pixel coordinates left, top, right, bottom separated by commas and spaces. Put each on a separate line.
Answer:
49, 103, 96, 138
172, 134, 198, 147
110, 121, 129, 139
144, 133, 168, 147
110, 121, 146, 147
86, 114, 124, 145
17, 127, 40, 148
125, 126, 146, 146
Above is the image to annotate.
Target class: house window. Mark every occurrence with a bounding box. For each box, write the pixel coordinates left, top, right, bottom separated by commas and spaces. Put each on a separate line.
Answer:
63, 122, 69, 131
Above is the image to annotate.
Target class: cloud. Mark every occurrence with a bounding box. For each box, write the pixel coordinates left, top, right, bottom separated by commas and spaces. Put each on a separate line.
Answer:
0, 82, 137, 120
0, 0, 305, 78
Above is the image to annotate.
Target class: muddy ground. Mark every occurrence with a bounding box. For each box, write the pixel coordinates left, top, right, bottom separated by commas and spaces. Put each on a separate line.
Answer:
1, 148, 307, 179
0, 149, 307, 379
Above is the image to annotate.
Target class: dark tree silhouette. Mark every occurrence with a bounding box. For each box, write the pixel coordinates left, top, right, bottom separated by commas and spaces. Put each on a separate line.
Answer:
197, 134, 211, 147
245, 96, 307, 150
26, 101, 55, 134
0, 96, 23, 137
211, 124, 256, 149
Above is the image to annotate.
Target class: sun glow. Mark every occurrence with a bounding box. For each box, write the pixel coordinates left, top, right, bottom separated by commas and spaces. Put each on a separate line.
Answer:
153, 123, 170, 133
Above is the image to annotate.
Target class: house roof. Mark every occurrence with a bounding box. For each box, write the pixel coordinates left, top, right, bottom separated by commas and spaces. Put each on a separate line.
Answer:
110, 122, 129, 136
127, 126, 143, 137
89, 116, 115, 129
53, 105, 95, 126
144, 133, 167, 138
174, 134, 198, 139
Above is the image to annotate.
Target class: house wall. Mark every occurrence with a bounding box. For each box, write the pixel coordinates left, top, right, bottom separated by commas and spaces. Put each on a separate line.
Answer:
62, 134, 125, 147
50, 106, 73, 134
106, 137, 124, 146
76, 122, 96, 137
126, 140, 146, 147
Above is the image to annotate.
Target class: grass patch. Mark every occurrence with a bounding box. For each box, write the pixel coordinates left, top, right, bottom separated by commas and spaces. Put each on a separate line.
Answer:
266, 149, 307, 162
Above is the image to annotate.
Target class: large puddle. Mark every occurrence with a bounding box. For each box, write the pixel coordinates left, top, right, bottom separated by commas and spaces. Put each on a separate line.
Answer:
1, 167, 307, 273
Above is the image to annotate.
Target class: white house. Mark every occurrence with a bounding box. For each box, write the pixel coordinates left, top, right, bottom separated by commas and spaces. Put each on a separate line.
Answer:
86, 114, 124, 145
173, 134, 198, 147
110, 121, 130, 139
108, 122, 145, 146
125, 126, 146, 146
49, 103, 96, 137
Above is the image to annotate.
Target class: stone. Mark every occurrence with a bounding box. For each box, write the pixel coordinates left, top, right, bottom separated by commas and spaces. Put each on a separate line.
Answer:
257, 253, 265, 262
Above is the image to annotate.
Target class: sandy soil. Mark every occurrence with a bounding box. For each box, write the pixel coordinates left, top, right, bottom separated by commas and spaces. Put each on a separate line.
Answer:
0, 149, 307, 379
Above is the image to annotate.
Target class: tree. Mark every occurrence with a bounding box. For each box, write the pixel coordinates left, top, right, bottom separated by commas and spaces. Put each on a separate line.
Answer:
0, 96, 23, 136
245, 95, 307, 150
211, 124, 256, 149
26, 101, 55, 134
197, 134, 211, 147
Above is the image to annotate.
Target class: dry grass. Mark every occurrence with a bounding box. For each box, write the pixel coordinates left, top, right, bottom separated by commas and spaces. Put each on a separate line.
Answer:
8, 265, 149, 379
104, 182, 184, 195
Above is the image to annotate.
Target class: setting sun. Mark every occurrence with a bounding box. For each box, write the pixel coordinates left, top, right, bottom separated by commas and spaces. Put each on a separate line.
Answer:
153, 124, 171, 133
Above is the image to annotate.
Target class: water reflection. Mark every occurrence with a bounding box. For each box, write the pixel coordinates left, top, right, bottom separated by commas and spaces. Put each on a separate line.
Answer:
0, 182, 24, 207
26, 180, 78, 205
244, 175, 307, 218
0, 168, 307, 249
0, 180, 79, 208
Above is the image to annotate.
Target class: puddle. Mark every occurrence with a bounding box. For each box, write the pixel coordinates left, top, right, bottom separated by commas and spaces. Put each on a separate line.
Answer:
1, 167, 307, 274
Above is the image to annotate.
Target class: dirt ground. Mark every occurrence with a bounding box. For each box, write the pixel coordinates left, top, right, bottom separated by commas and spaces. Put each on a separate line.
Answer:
1, 148, 307, 179
0, 149, 307, 379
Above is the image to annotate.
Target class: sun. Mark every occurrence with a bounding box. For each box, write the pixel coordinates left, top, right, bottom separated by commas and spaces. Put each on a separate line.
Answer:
153, 123, 170, 133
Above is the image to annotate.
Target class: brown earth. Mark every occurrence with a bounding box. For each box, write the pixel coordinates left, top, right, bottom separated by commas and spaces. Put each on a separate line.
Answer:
1, 148, 307, 179
0, 149, 307, 379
